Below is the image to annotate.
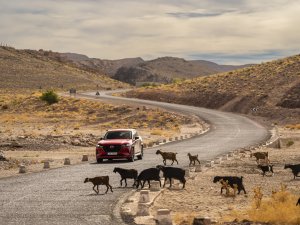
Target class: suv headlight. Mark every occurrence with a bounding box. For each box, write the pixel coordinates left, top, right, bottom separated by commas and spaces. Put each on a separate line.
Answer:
122, 143, 131, 147
96, 144, 103, 148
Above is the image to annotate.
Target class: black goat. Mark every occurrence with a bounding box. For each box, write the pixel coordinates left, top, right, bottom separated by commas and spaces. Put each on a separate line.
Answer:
113, 167, 138, 187
258, 165, 274, 176
284, 164, 300, 179
213, 176, 246, 194
136, 168, 161, 189
156, 165, 186, 189
84, 176, 113, 194
297, 197, 300, 206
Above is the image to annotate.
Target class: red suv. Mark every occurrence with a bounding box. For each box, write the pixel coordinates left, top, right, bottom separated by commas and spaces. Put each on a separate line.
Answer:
96, 129, 143, 163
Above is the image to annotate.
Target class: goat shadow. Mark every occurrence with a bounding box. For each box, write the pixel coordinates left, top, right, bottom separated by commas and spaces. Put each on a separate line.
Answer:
84, 193, 107, 196
115, 186, 135, 189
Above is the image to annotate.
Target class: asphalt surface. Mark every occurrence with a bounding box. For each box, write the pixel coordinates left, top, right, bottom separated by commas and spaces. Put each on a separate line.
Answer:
0, 91, 269, 225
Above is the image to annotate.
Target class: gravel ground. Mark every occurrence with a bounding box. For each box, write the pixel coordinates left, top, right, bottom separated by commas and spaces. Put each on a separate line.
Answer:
150, 129, 300, 224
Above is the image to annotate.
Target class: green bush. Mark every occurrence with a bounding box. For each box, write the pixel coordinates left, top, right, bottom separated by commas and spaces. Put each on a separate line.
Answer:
40, 90, 59, 105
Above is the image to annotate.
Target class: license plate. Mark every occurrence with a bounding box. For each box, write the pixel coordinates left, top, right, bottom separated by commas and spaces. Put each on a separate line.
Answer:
107, 152, 118, 155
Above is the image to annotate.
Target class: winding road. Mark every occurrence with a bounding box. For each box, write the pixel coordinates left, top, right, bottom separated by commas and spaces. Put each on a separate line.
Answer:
0, 91, 269, 225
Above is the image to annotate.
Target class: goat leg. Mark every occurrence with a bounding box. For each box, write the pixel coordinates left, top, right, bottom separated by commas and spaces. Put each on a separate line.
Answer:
147, 180, 151, 188
105, 185, 109, 194
176, 159, 179, 164
93, 185, 99, 194
120, 179, 123, 187
163, 177, 167, 187
125, 179, 127, 187
142, 180, 146, 188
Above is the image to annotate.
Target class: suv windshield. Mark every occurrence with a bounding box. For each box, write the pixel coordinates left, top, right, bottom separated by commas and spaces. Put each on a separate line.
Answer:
104, 131, 132, 139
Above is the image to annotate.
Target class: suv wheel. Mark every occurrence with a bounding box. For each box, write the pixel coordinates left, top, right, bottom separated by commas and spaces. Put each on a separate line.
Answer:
128, 149, 135, 162
137, 147, 143, 160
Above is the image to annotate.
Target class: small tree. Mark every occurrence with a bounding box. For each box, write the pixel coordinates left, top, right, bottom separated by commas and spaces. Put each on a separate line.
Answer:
40, 90, 59, 105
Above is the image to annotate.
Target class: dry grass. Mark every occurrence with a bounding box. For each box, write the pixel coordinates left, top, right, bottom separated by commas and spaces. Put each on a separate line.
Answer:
0, 46, 129, 90
285, 124, 300, 130
173, 212, 198, 225
125, 54, 300, 124
227, 185, 300, 225
0, 91, 203, 153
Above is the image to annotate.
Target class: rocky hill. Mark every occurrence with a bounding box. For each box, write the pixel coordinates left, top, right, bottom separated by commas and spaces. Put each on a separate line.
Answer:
58, 53, 250, 84
124, 54, 300, 124
0, 47, 129, 90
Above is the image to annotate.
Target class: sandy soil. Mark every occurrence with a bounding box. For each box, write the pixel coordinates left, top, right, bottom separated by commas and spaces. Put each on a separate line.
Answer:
148, 127, 300, 224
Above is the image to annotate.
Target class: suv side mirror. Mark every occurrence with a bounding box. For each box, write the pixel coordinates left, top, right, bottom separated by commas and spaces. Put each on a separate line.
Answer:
135, 136, 139, 140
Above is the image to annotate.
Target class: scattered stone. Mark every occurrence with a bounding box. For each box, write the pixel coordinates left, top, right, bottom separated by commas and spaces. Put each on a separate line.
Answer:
150, 181, 161, 192
193, 217, 211, 225
71, 139, 81, 146
185, 168, 190, 177
43, 161, 50, 169
139, 190, 150, 203
19, 164, 26, 173
64, 158, 71, 165
136, 203, 150, 216
11, 141, 22, 148
156, 209, 173, 225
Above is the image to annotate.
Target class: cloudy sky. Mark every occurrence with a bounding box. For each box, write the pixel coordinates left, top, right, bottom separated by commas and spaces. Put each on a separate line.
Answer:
1, 0, 300, 64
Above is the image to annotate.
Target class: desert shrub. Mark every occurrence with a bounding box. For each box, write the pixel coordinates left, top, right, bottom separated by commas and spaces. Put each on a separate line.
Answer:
40, 90, 59, 105
229, 185, 300, 225
173, 212, 197, 225
286, 140, 294, 147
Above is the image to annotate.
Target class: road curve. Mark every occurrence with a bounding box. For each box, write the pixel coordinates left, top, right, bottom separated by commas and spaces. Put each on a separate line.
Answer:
81, 90, 270, 161
0, 91, 269, 225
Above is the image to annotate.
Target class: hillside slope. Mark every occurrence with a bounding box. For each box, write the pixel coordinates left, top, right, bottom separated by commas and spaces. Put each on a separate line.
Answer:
59, 53, 250, 84
0, 47, 129, 90
125, 54, 300, 124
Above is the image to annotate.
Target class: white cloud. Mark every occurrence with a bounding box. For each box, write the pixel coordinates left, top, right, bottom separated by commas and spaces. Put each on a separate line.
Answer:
0, 0, 299, 64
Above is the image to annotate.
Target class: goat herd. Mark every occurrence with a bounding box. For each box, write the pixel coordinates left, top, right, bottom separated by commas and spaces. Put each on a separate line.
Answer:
84, 149, 300, 205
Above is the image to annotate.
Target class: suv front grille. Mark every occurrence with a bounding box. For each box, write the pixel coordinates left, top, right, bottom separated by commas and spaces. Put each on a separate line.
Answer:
103, 145, 121, 152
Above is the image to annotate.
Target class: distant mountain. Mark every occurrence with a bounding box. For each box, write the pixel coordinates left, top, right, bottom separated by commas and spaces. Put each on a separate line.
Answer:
0, 47, 129, 90
124, 54, 300, 124
59, 53, 144, 77
58, 54, 251, 85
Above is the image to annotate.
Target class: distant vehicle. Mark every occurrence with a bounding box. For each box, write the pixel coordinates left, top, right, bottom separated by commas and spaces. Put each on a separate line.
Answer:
96, 129, 143, 163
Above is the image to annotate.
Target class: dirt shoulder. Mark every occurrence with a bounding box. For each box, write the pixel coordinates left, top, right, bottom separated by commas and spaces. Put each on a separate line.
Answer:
123, 127, 300, 225
0, 92, 206, 179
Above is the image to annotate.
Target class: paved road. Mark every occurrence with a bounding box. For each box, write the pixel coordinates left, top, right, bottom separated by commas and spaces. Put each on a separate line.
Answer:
0, 91, 269, 225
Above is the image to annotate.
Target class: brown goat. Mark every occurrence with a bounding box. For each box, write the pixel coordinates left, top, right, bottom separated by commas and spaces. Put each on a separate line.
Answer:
187, 153, 200, 166
250, 152, 269, 164
156, 149, 178, 165
84, 176, 113, 194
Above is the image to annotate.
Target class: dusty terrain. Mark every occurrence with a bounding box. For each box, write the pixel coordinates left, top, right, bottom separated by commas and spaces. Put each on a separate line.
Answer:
124, 54, 300, 124
0, 92, 204, 178
148, 127, 300, 225
0, 46, 129, 90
